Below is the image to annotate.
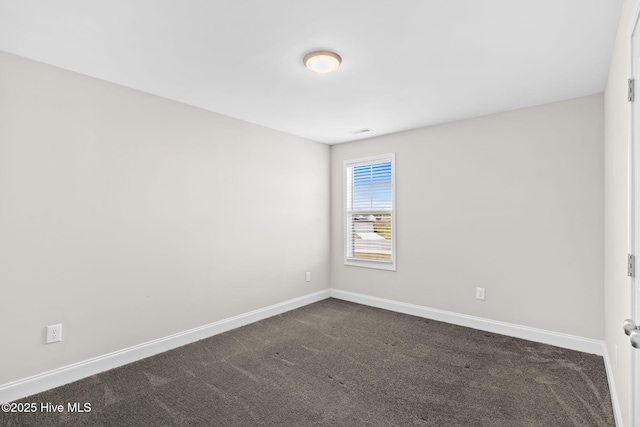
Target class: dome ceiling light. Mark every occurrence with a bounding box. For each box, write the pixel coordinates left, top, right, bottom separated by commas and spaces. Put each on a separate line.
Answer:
303, 50, 342, 74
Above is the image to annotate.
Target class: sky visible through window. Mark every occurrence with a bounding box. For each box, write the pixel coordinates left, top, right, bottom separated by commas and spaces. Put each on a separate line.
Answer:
352, 161, 392, 211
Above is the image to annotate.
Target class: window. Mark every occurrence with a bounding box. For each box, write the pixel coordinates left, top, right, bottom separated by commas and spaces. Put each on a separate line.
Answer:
344, 153, 396, 270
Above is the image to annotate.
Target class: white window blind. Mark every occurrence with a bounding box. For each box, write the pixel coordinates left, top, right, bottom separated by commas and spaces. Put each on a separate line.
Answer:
345, 154, 396, 270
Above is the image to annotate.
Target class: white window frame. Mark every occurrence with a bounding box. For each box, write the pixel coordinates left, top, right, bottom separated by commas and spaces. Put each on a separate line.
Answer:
344, 153, 396, 271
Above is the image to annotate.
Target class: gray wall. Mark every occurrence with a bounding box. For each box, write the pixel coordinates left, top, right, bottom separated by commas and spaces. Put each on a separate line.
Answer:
331, 94, 604, 340
0, 47, 610, 402
0, 51, 330, 384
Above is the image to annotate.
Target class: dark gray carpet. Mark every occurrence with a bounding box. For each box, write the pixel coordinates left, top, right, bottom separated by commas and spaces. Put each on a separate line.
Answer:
2, 298, 614, 426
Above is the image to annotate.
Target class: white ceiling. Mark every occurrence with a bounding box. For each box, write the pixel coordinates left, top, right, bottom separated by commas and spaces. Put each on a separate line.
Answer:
0, 0, 622, 144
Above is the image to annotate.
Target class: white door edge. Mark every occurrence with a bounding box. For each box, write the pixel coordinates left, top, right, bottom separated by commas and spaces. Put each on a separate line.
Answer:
627, 3, 640, 426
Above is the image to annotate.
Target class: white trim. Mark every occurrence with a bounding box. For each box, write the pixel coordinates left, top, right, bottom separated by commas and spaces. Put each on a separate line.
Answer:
0, 289, 331, 404
344, 259, 397, 271
1, 287, 616, 411
329, 288, 605, 355
603, 345, 624, 427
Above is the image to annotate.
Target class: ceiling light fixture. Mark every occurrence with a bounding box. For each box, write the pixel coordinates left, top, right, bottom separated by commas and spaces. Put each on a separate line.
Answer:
303, 50, 342, 74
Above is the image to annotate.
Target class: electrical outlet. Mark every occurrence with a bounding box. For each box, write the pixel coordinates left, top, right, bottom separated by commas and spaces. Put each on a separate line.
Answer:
46, 324, 62, 344
476, 288, 485, 300
305, 272, 311, 282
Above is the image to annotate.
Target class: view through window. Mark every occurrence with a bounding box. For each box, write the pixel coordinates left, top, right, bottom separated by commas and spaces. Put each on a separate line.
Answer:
345, 154, 395, 270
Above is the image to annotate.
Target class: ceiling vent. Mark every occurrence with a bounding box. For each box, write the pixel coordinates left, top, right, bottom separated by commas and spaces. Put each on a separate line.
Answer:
349, 128, 372, 135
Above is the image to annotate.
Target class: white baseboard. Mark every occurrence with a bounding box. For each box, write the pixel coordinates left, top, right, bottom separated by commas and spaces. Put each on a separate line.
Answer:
602, 346, 624, 427
1, 287, 613, 409
329, 288, 606, 356
331, 288, 624, 423
0, 289, 331, 404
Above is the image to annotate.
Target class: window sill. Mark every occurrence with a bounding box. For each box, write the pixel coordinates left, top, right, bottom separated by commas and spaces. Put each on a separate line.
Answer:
344, 259, 396, 271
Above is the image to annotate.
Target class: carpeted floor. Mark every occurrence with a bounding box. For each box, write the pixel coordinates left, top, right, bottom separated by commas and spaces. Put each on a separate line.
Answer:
2, 298, 614, 426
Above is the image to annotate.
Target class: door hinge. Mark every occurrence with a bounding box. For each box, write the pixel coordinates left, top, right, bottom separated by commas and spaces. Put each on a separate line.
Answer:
629, 254, 636, 277
629, 79, 635, 102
